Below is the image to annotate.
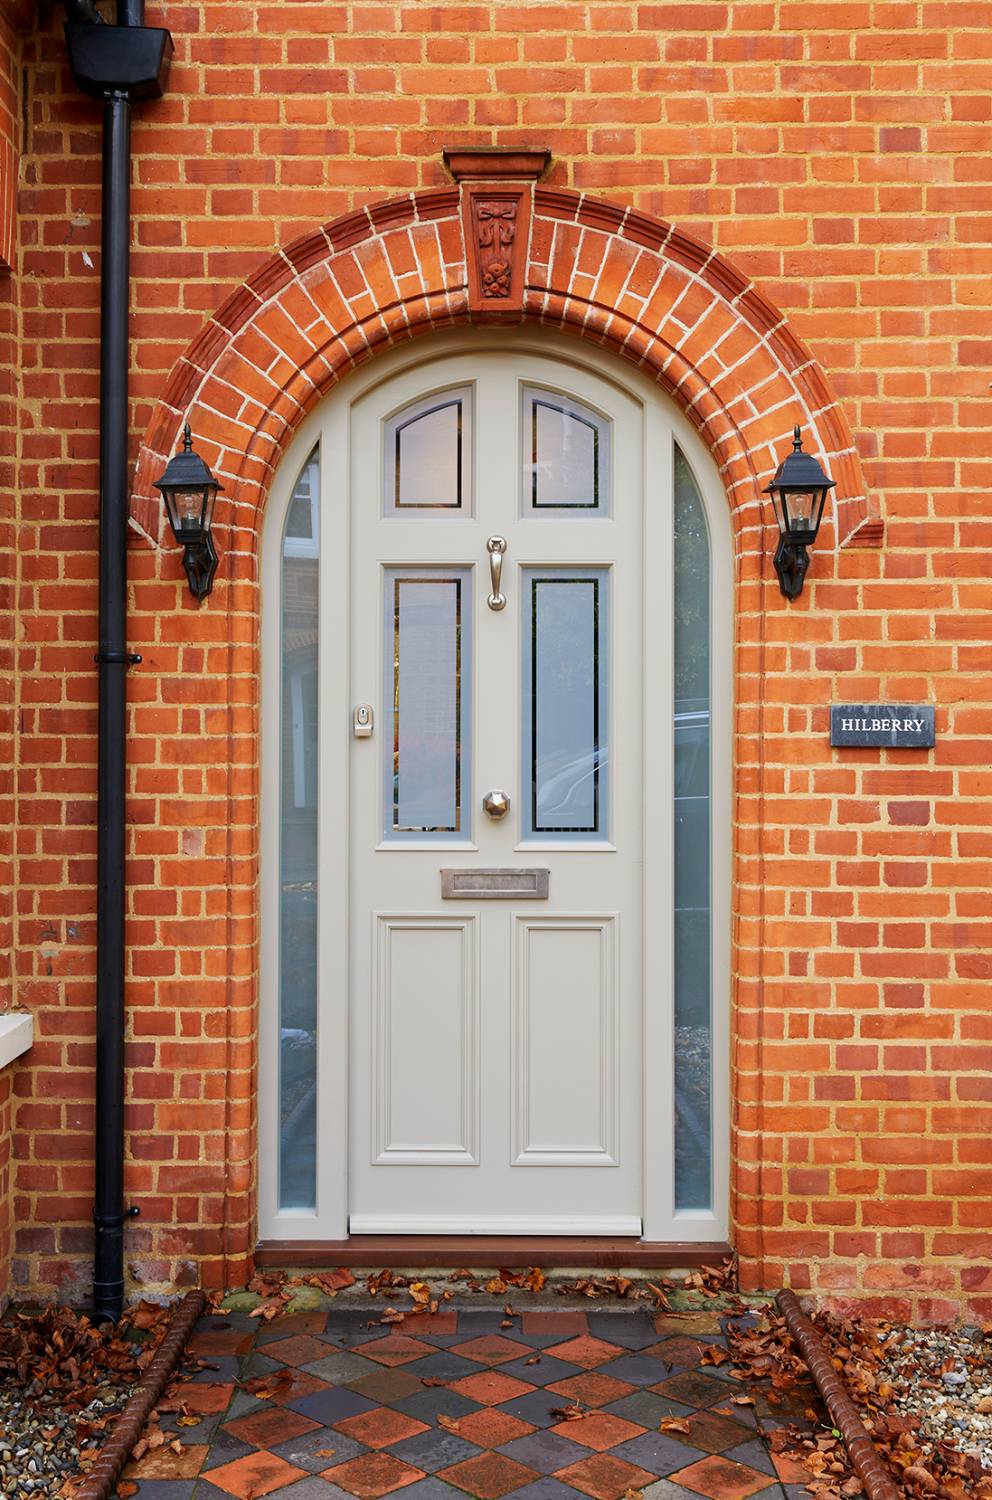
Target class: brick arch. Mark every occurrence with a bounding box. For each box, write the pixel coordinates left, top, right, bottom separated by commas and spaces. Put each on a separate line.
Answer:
125, 188, 877, 1294
131, 186, 877, 560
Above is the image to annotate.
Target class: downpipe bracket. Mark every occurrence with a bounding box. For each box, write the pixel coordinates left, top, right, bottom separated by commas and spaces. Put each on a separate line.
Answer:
94, 650, 142, 665
93, 1205, 141, 1230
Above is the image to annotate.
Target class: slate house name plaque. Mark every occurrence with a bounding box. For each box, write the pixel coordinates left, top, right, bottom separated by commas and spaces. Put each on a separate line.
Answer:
830, 703, 935, 749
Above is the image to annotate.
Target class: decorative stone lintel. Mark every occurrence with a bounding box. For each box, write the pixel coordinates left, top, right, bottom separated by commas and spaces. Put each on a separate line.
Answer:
443, 147, 551, 183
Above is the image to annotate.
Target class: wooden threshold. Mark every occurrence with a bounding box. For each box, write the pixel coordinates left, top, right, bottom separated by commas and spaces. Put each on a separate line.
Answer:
255, 1237, 732, 1269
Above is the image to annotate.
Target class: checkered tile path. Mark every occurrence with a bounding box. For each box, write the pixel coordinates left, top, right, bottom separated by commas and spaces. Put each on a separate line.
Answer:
118, 1303, 813, 1500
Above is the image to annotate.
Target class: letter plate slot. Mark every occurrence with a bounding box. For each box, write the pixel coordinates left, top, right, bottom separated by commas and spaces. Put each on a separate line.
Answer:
441, 868, 550, 900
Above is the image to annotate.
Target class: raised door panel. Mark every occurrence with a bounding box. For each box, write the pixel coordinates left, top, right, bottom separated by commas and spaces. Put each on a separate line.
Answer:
512, 915, 619, 1166
372, 914, 479, 1164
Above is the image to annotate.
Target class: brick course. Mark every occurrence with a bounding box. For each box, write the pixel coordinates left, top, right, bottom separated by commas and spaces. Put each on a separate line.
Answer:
2, 0, 991, 1318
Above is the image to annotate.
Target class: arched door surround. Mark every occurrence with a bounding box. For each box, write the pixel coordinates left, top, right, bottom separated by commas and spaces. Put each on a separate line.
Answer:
127, 180, 879, 1294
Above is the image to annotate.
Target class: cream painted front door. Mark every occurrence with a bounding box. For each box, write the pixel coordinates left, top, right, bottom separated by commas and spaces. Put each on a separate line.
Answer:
348, 349, 645, 1234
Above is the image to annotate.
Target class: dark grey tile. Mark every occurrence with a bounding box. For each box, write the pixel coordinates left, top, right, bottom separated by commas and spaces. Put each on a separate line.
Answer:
602, 1392, 693, 1427
495, 1430, 589, 1474
722, 1439, 777, 1476
393, 1388, 481, 1424
597, 1353, 670, 1386
510, 1480, 588, 1500
498, 1356, 580, 1387
270, 1426, 367, 1473
456, 1310, 517, 1335
270, 1480, 358, 1500
641, 1483, 709, 1500
610, 1430, 706, 1476
389, 1427, 483, 1472
403, 1351, 482, 1382
124, 1484, 197, 1500
494, 1388, 566, 1428
223, 1389, 266, 1420
241, 1350, 282, 1378
201, 1432, 254, 1471
288, 1385, 379, 1424
301, 1350, 380, 1383
586, 1313, 658, 1348
397, 1480, 470, 1500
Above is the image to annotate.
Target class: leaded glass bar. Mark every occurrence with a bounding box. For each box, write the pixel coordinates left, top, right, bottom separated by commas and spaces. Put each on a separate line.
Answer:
278, 448, 319, 1210
673, 443, 712, 1213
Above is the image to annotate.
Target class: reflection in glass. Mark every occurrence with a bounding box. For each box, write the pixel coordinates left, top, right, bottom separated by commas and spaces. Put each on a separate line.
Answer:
385, 389, 471, 512
523, 570, 609, 839
673, 443, 712, 1213
523, 388, 610, 513
279, 448, 319, 1210
384, 571, 471, 840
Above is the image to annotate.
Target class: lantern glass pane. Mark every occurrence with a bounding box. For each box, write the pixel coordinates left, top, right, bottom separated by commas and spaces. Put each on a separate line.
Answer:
174, 487, 206, 531
786, 489, 814, 531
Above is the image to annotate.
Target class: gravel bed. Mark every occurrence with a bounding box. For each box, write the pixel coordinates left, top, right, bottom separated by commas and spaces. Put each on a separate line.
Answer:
0, 1383, 134, 1497
0, 1306, 162, 1499
873, 1323, 992, 1472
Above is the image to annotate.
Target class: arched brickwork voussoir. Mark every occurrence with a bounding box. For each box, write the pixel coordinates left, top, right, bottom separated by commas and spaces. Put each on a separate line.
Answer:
131, 186, 877, 558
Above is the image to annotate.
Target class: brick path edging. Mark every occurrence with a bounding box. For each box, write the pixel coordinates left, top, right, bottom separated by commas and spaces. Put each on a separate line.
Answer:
75, 1289, 207, 1500
776, 1289, 901, 1500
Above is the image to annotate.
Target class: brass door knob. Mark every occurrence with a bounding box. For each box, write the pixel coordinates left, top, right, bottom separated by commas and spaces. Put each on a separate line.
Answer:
483, 789, 510, 820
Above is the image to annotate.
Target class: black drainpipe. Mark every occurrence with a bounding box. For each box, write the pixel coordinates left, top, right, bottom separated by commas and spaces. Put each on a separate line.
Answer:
64, 1, 172, 1323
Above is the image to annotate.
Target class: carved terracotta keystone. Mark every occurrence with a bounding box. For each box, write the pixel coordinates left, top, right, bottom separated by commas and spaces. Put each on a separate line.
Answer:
443, 147, 551, 321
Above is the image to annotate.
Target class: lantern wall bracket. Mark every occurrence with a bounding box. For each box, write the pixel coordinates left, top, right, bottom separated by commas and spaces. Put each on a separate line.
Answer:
773, 537, 811, 600
183, 534, 219, 601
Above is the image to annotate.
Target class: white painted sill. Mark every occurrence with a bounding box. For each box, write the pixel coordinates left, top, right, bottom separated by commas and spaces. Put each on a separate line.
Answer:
0, 1012, 33, 1070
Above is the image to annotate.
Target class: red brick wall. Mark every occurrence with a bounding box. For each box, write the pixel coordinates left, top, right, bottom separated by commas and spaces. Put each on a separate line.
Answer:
8, 0, 992, 1318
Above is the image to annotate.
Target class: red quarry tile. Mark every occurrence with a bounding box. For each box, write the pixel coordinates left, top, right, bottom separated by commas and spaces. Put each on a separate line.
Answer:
677, 1410, 754, 1454
543, 1336, 622, 1369
671, 1455, 772, 1500
188, 1329, 254, 1357
206, 1450, 308, 1497
362, 1334, 437, 1366
522, 1311, 588, 1337
334, 1407, 431, 1449
549, 1412, 645, 1451
223, 1406, 320, 1448
322, 1452, 427, 1498
653, 1312, 724, 1337
452, 1335, 530, 1365
348, 1368, 426, 1403
648, 1336, 709, 1367
456, 1409, 537, 1447
654, 1371, 733, 1409
546, 1373, 635, 1407
414, 1309, 459, 1333
556, 1452, 656, 1500
450, 1371, 537, 1406
262, 1311, 329, 1336
438, 1451, 539, 1498
261, 1334, 333, 1368
124, 1445, 208, 1480
172, 1383, 234, 1414
772, 1449, 814, 1484
262, 1369, 329, 1406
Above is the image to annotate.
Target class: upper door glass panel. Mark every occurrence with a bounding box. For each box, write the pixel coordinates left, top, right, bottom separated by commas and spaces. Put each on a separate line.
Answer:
383, 386, 473, 515
522, 385, 611, 516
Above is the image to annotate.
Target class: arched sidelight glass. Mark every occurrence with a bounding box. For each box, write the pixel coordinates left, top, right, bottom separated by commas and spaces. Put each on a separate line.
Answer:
673, 443, 712, 1213
278, 448, 319, 1210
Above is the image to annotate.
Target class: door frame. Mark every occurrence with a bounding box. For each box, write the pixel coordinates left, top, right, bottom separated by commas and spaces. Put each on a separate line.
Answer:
259, 326, 733, 1246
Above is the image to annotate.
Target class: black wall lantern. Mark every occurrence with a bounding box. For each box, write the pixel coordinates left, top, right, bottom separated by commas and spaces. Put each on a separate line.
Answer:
765, 426, 835, 600
154, 423, 221, 599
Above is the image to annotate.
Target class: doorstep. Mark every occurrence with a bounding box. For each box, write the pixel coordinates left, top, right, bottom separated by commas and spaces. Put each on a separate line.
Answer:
255, 1238, 734, 1271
